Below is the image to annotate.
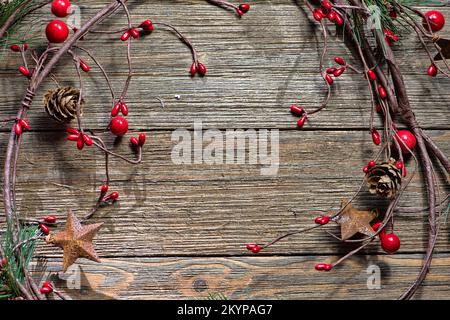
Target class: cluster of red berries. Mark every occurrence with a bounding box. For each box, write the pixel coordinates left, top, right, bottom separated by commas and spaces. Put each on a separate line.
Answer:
46, 0, 72, 43
14, 118, 30, 137
66, 127, 93, 150
190, 62, 207, 77
325, 56, 347, 85
100, 184, 119, 202
312, 1, 344, 26
290, 104, 307, 128
121, 19, 154, 41
245, 243, 261, 254
39, 215, 58, 236
130, 133, 146, 148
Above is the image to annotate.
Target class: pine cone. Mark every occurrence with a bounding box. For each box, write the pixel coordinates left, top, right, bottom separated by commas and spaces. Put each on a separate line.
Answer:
44, 87, 84, 123
367, 159, 402, 199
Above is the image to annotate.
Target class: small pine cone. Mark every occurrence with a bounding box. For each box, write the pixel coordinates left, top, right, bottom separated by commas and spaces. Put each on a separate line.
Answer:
367, 158, 402, 199
44, 87, 84, 123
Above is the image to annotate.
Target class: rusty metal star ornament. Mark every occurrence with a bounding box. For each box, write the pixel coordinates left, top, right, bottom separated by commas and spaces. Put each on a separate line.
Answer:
333, 200, 377, 240
45, 210, 103, 272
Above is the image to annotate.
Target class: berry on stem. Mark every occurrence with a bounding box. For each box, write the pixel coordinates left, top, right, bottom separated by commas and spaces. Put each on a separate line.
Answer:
395, 160, 404, 170
396, 130, 417, 154
239, 4, 250, 13
82, 133, 93, 146
334, 13, 344, 26
77, 136, 84, 150
378, 85, 387, 99
423, 10, 445, 32
190, 62, 197, 76
198, 63, 207, 76
51, 0, 71, 18
19, 66, 30, 78
313, 9, 324, 21
130, 137, 139, 147
138, 133, 146, 146
139, 20, 154, 32
80, 59, 90, 72
333, 67, 345, 77
19, 119, 30, 130
100, 184, 109, 194
380, 233, 401, 254
110, 117, 129, 136
363, 165, 369, 174
325, 74, 334, 85
368, 160, 376, 168
14, 123, 22, 136
290, 104, 304, 116
297, 115, 307, 128
334, 56, 345, 65
10, 44, 21, 52
428, 64, 438, 77
371, 129, 381, 146
46, 20, 69, 43
121, 31, 131, 41
39, 223, 50, 235
321, 0, 332, 11
367, 69, 377, 81
111, 102, 121, 117
130, 28, 140, 39
44, 215, 57, 224
120, 102, 129, 116
314, 216, 330, 225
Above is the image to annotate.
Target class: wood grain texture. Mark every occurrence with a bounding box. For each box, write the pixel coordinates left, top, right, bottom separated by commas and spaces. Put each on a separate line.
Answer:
0, 0, 449, 299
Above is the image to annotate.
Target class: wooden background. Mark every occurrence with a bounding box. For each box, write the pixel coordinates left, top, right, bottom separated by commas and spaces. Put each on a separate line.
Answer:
1, 0, 450, 299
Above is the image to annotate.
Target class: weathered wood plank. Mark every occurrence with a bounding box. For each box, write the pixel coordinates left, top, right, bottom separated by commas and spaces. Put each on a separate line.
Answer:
31, 254, 450, 299
0, 2, 449, 130
0, 129, 447, 257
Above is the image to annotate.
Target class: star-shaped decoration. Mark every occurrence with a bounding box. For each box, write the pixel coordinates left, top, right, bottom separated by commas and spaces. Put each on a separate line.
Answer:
46, 210, 103, 272
333, 200, 377, 240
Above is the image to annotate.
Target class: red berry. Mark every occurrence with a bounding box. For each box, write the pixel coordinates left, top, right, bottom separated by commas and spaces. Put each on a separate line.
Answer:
80, 59, 90, 73
290, 104, 304, 116
22, 43, 29, 51
403, 166, 407, 177
333, 67, 345, 77
14, 123, 22, 136
327, 11, 336, 22
67, 134, 80, 141
423, 10, 445, 32
40, 285, 53, 294
321, 0, 332, 11
378, 85, 387, 99
334, 56, 345, 65
110, 117, 129, 137
198, 63, 207, 76
120, 102, 129, 116
313, 9, 324, 21
323, 264, 333, 271
66, 127, 79, 135
428, 64, 438, 77
334, 13, 344, 26
380, 233, 400, 254
314, 216, 330, 225
109, 191, 119, 200
315, 263, 327, 271
39, 224, 50, 235
239, 4, 250, 13
130, 137, 139, 146
396, 130, 417, 154
371, 129, 381, 146
368, 160, 376, 168
297, 115, 307, 128
111, 102, 121, 117
371, 221, 383, 232
325, 74, 334, 85
77, 136, 84, 150
363, 165, 369, 174
44, 215, 57, 224
51, 0, 71, 18
121, 31, 130, 41
46, 20, 69, 43
138, 133, 146, 146
367, 69, 377, 81
19, 66, 30, 78
100, 184, 109, 194
19, 119, 30, 130
10, 44, 21, 52
326, 67, 337, 74
251, 245, 261, 254
82, 133, 92, 146
395, 160, 404, 170
190, 62, 198, 76
139, 20, 154, 32
130, 28, 140, 39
